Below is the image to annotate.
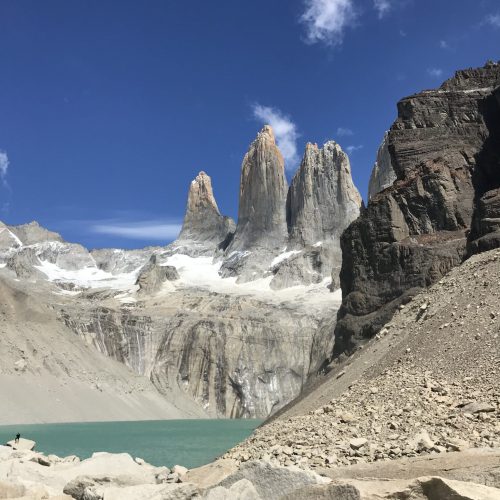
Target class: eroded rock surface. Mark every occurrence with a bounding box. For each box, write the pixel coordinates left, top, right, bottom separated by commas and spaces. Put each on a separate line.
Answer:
220, 125, 289, 281
336, 61, 500, 351
176, 171, 235, 256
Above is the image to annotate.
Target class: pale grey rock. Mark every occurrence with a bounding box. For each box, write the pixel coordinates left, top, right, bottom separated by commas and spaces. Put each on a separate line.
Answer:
9, 221, 63, 245
270, 245, 341, 290
146, 291, 336, 417
283, 476, 500, 500
204, 478, 261, 500
367, 132, 397, 200
91, 248, 154, 275
5, 438, 36, 451
221, 126, 288, 281
176, 171, 235, 256
287, 141, 362, 248
215, 460, 329, 500
272, 140, 362, 288
0, 221, 23, 250
135, 255, 179, 294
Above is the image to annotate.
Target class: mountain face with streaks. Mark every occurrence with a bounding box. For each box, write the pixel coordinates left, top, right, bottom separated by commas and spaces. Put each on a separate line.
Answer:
0, 125, 361, 421
175, 171, 235, 256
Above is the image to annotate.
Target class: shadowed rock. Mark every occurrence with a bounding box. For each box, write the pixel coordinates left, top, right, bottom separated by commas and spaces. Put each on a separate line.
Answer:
335, 61, 500, 352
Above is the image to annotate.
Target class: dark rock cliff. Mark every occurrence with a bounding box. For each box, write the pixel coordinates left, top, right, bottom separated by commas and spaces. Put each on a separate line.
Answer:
335, 62, 500, 353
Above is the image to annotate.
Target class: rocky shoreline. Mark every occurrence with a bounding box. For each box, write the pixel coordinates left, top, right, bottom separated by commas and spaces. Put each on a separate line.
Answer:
1, 440, 499, 499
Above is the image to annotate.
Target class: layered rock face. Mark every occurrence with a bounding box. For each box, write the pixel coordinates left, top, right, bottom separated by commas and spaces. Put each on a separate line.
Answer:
220, 126, 288, 281
175, 171, 235, 255
335, 62, 500, 352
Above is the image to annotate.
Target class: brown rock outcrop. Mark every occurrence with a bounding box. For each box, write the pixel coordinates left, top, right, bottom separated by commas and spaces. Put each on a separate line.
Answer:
335, 61, 500, 351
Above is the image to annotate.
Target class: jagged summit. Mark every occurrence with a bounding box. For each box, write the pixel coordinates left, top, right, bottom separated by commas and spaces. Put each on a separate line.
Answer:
184, 171, 221, 220
220, 124, 288, 281
176, 170, 235, 254
288, 140, 362, 248
258, 124, 275, 141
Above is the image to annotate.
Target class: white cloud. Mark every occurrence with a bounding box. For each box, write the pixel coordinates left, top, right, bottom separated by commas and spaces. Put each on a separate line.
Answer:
439, 40, 449, 49
252, 104, 299, 169
300, 0, 357, 46
0, 151, 9, 184
486, 13, 500, 27
337, 127, 354, 137
345, 144, 364, 154
427, 67, 444, 78
91, 220, 182, 240
374, 0, 391, 19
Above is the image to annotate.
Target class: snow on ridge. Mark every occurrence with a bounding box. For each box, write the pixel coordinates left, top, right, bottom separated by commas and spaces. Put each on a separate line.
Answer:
34, 260, 139, 290
270, 250, 301, 267
0, 228, 23, 247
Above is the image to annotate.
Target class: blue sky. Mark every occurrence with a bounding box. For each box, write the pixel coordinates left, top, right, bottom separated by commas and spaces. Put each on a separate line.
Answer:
0, 0, 499, 249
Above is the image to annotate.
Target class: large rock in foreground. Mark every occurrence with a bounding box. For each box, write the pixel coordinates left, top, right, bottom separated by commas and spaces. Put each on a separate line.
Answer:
336, 61, 500, 351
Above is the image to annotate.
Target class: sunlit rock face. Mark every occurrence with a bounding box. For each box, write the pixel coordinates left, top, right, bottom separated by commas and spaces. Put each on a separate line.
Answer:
220, 125, 289, 282
0, 123, 364, 419
174, 171, 235, 257
279, 141, 362, 290
336, 61, 500, 353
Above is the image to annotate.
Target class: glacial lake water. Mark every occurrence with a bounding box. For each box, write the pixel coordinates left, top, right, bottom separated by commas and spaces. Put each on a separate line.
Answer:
0, 419, 261, 469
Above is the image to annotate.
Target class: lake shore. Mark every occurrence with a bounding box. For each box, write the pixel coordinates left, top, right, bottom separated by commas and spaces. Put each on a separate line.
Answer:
1, 440, 499, 499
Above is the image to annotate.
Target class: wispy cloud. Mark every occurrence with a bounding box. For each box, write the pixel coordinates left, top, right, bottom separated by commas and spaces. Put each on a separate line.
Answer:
0, 150, 9, 186
252, 104, 299, 169
427, 67, 444, 78
336, 127, 354, 137
374, 0, 391, 19
300, 0, 357, 46
439, 40, 449, 49
90, 219, 182, 240
345, 144, 364, 154
485, 13, 500, 28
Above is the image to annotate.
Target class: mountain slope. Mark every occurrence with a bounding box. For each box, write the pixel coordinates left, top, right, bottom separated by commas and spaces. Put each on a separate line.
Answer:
225, 248, 500, 468
0, 275, 207, 424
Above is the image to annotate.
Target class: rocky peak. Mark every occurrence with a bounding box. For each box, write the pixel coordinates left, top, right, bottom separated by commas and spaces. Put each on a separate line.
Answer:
177, 171, 235, 252
287, 140, 362, 248
185, 171, 220, 219
220, 125, 288, 280
233, 125, 288, 248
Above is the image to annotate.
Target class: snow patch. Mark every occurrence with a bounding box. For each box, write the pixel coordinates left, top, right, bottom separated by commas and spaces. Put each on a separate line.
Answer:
0, 228, 23, 247
270, 250, 301, 267
35, 260, 139, 290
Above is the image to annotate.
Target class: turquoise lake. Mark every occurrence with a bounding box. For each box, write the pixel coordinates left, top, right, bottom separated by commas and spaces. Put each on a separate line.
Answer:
0, 419, 261, 469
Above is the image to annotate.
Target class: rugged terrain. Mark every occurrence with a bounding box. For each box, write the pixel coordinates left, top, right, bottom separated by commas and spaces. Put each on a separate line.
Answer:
0, 125, 360, 422
225, 248, 500, 469
336, 61, 500, 352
